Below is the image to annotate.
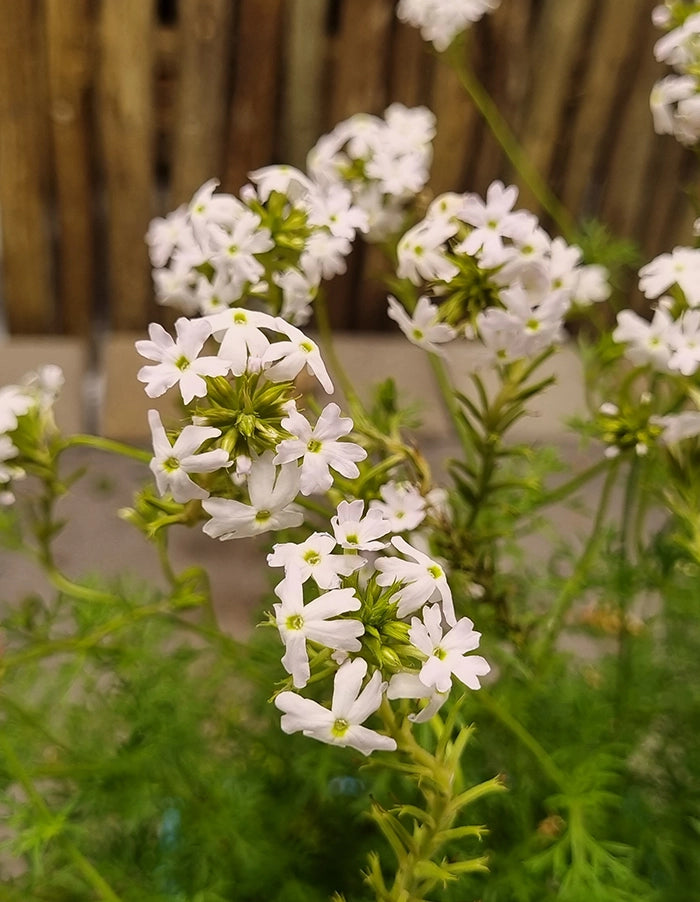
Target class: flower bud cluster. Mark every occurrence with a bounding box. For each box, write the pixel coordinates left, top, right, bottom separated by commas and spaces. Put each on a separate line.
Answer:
650, 3, 700, 146
270, 499, 489, 755
135, 312, 369, 539
0, 365, 64, 505
390, 181, 609, 361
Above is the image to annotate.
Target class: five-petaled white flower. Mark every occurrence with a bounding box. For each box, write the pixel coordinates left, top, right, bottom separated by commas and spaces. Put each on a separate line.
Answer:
409, 603, 490, 693
273, 568, 364, 688
262, 320, 334, 393
148, 410, 230, 503
202, 451, 303, 540
375, 536, 456, 624
206, 307, 276, 376
275, 657, 397, 755
387, 296, 456, 356
369, 481, 427, 532
273, 402, 367, 496
136, 317, 230, 404
331, 499, 392, 551
268, 531, 364, 589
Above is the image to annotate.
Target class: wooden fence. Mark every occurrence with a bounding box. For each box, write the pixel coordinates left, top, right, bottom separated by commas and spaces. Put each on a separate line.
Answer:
0, 0, 694, 337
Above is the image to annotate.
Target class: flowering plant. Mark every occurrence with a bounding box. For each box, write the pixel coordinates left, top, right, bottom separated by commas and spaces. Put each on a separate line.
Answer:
2, 3, 700, 900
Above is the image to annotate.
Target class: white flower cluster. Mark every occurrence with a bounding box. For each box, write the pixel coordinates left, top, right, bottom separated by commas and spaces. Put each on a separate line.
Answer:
0, 365, 64, 505
307, 103, 436, 241
148, 103, 435, 325
136, 312, 369, 540
397, 0, 501, 52
650, 4, 700, 146
613, 247, 700, 377
271, 499, 489, 755
147, 173, 366, 326
390, 181, 609, 361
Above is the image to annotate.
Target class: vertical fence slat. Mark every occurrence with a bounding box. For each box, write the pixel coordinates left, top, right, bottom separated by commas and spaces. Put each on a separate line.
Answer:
517, 0, 596, 213
0, 0, 53, 334
389, 20, 431, 109
599, 18, 662, 244
45, 0, 95, 336
560, 0, 644, 217
98, 0, 155, 331
329, 0, 393, 123
429, 54, 479, 195
281, 0, 329, 169
225, 0, 284, 192
471, 1, 534, 192
171, 0, 234, 206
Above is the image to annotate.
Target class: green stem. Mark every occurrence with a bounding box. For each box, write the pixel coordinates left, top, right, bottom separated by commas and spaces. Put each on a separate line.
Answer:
428, 353, 474, 455
532, 459, 620, 666
446, 45, 577, 242
59, 434, 151, 464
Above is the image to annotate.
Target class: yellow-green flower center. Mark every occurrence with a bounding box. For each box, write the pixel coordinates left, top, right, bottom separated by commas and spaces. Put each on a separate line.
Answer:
255, 509, 271, 523
307, 439, 322, 453
163, 456, 180, 473
286, 613, 304, 631
303, 550, 321, 566
175, 355, 190, 371
427, 564, 443, 579
331, 718, 350, 738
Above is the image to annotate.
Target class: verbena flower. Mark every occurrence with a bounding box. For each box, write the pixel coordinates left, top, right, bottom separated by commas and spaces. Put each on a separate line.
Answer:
148, 410, 229, 503
375, 536, 456, 625
408, 603, 490, 693
275, 658, 396, 755
273, 402, 367, 496
331, 499, 392, 551
202, 452, 303, 539
273, 568, 364, 688
387, 296, 457, 355
268, 532, 364, 589
136, 318, 230, 403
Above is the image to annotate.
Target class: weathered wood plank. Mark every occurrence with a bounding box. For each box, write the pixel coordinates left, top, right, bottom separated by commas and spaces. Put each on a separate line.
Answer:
171, 0, 234, 206
561, 0, 644, 217
0, 0, 53, 334
599, 11, 664, 241
45, 0, 95, 336
225, 0, 284, 192
329, 0, 393, 123
281, 0, 329, 168
97, 0, 156, 331
518, 0, 597, 213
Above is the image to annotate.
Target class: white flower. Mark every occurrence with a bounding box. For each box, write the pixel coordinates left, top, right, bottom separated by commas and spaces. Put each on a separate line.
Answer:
273, 403, 367, 496
273, 269, 317, 326
188, 178, 245, 246
639, 247, 700, 306
0, 435, 22, 486
331, 499, 392, 551
396, 218, 459, 285
612, 306, 675, 370
397, 0, 501, 52
136, 317, 230, 404
275, 658, 396, 755
0, 384, 35, 433
375, 536, 456, 624
147, 205, 189, 268
653, 410, 700, 444
206, 307, 276, 376
267, 532, 364, 589
148, 410, 229, 503
369, 481, 427, 532
409, 603, 490, 693
273, 568, 364, 688
202, 452, 303, 540
386, 672, 450, 723
248, 164, 313, 203
668, 309, 700, 375
650, 75, 697, 135
456, 180, 534, 261
387, 296, 456, 355
305, 183, 369, 240
262, 320, 334, 393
